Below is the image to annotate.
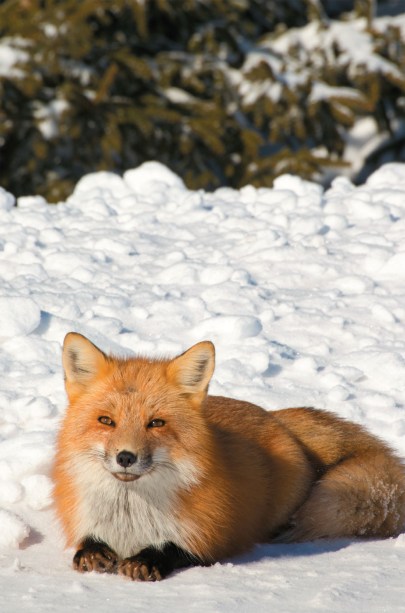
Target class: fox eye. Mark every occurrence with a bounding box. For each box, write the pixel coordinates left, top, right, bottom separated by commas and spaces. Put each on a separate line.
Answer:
147, 418, 166, 429
98, 416, 115, 427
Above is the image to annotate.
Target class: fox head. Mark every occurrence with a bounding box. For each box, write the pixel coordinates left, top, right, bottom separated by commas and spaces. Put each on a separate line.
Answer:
61, 333, 215, 488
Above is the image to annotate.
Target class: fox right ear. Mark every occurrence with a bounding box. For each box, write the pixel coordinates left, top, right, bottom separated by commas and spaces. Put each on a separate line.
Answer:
166, 341, 215, 406
62, 333, 110, 400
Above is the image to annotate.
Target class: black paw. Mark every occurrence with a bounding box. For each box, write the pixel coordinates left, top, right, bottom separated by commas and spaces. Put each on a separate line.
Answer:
118, 554, 165, 581
117, 543, 198, 581
73, 541, 118, 574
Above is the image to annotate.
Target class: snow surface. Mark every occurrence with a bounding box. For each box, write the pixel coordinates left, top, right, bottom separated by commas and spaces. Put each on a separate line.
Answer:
0, 38, 30, 78
1, 161, 405, 611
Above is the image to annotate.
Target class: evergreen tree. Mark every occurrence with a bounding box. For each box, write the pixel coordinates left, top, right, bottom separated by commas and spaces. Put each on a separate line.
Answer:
0, 0, 403, 201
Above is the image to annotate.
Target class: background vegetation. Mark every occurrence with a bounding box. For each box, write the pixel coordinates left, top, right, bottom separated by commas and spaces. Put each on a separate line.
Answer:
0, 0, 404, 201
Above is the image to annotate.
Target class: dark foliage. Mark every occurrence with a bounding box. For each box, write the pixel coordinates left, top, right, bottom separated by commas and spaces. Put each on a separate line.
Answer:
0, 0, 404, 201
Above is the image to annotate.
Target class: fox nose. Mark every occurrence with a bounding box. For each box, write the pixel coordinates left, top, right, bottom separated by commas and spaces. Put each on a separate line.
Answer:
116, 450, 137, 468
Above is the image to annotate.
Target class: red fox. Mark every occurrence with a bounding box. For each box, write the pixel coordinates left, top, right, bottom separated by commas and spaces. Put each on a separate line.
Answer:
53, 332, 405, 581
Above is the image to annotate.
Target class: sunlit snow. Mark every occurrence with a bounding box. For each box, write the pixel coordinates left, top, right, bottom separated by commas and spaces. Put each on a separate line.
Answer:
0, 161, 405, 611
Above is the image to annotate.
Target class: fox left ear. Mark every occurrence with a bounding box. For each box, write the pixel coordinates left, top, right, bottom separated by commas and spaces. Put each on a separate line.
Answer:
62, 332, 110, 401
167, 341, 215, 402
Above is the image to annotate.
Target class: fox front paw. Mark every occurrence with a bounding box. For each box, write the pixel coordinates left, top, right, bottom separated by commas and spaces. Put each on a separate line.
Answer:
73, 541, 118, 574
118, 554, 164, 582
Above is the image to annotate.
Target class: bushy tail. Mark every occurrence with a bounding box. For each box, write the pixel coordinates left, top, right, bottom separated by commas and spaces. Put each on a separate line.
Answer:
275, 451, 405, 542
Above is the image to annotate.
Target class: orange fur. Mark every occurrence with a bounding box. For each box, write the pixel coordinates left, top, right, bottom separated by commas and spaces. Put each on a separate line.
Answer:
53, 333, 405, 579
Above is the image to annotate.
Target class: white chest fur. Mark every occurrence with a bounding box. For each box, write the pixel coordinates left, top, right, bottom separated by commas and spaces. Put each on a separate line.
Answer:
69, 456, 196, 559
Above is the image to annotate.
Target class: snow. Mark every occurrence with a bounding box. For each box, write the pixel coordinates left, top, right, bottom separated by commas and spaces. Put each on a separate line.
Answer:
0, 187, 15, 211
34, 99, 70, 140
0, 297, 41, 338
0, 39, 30, 78
1, 160, 405, 611
231, 13, 405, 185
308, 83, 367, 105
0, 510, 30, 550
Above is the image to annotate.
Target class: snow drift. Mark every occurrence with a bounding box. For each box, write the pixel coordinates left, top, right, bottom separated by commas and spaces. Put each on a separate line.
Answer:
0, 162, 405, 611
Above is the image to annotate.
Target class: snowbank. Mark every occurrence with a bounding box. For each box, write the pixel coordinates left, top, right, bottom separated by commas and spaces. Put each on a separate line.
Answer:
1, 161, 405, 611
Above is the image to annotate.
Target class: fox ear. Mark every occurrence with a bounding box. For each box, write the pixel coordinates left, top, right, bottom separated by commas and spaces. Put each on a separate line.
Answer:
62, 333, 110, 400
167, 341, 215, 402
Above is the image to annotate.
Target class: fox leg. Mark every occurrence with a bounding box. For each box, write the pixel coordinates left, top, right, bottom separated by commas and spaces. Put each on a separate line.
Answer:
73, 537, 118, 573
118, 543, 201, 581
277, 451, 405, 542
